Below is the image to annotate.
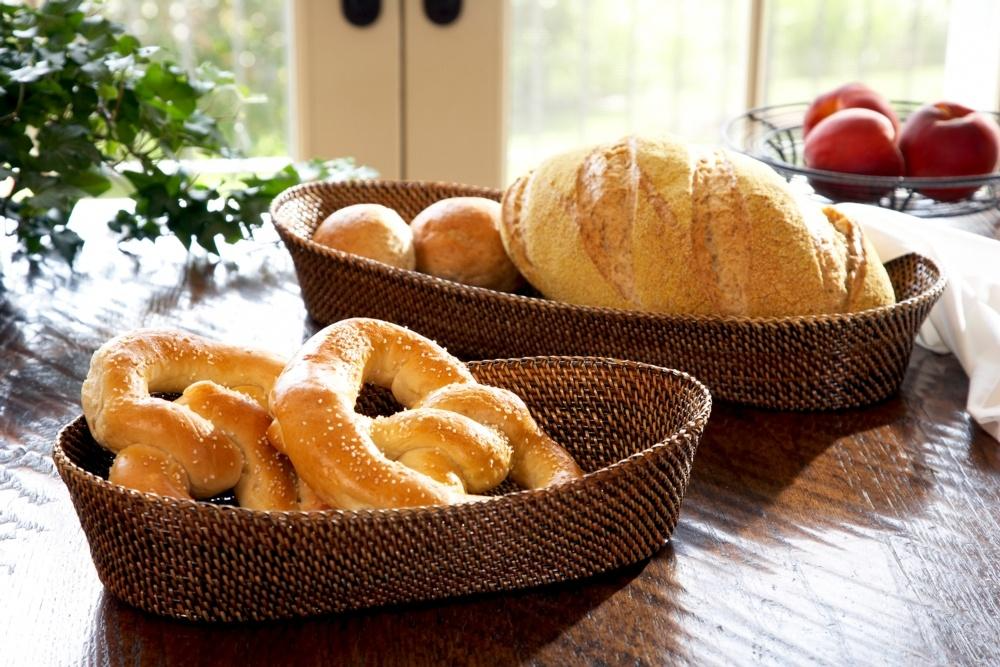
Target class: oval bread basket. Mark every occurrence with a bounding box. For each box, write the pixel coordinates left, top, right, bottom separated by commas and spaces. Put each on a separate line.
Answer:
55, 357, 711, 623
271, 180, 946, 411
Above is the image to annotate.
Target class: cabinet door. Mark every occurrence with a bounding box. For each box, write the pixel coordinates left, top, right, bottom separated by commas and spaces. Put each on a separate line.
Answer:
291, 0, 403, 179
291, 0, 505, 187
402, 0, 507, 188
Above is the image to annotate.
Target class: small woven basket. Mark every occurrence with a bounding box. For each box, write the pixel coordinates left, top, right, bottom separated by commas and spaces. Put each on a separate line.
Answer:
55, 357, 711, 623
272, 180, 946, 411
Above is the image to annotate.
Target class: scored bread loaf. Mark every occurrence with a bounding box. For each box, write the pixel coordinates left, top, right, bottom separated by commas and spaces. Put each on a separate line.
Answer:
500, 136, 896, 317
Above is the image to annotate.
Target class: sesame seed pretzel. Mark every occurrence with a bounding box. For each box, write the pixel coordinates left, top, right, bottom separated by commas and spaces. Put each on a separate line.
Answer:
81, 329, 297, 509
267, 318, 583, 510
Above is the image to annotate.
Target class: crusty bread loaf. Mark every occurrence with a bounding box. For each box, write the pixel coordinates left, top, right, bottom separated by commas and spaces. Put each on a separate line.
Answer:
500, 136, 896, 317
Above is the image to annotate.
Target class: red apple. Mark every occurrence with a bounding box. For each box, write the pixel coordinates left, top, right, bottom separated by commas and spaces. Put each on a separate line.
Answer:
803, 82, 900, 139
898, 101, 1000, 201
803, 108, 905, 202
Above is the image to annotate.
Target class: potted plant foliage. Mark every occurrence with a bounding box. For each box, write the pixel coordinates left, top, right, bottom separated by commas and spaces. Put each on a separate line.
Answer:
0, 0, 372, 264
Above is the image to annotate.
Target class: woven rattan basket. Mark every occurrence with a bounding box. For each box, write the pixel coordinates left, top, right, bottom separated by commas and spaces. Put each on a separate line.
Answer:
55, 357, 711, 623
271, 180, 946, 411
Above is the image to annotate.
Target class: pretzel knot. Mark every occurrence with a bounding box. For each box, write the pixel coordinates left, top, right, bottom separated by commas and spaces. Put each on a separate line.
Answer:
268, 318, 583, 510
81, 329, 298, 510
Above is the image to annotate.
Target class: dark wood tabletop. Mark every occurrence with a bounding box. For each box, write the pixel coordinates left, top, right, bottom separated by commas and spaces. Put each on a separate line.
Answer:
2, 201, 999, 667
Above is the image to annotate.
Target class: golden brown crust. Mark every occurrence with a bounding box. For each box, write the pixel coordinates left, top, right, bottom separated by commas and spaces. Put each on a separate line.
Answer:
499, 135, 897, 317
574, 138, 638, 302
109, 443, 190, 499
690, 150, 753, 315
411, 197, 520, 291
81, 329, 294, 505
371, 408, 512, 494
176, 381, 298, 510
268, 318, 583, 510
821, 206, 895, 311
499, 174, 532, 273
313, 203, 415, 270
417, 383, 583, 489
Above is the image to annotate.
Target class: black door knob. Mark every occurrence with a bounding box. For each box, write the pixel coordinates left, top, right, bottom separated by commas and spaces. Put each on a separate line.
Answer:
423, 0, 462, 25
342, 0, 381, 27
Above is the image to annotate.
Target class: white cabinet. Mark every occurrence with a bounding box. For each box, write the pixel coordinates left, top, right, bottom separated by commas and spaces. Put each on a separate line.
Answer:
290, 0, 506, 188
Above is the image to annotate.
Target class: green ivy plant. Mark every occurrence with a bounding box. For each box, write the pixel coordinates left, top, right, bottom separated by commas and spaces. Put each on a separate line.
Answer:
0, 0, 373, 263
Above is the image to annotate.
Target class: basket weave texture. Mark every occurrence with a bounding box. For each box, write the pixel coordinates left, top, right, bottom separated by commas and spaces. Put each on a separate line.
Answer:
271, 180, 946, 411
55, 358, 711, 622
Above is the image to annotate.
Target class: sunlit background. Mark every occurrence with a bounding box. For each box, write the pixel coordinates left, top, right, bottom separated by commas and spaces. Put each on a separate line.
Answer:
102, 0, 289, 157
101, 0, 999, 183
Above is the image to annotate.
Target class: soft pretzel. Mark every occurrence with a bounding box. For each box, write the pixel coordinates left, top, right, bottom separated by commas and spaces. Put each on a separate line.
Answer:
81, 329, 297, 508
415, 383, 582, 490
267, 318, 583, 510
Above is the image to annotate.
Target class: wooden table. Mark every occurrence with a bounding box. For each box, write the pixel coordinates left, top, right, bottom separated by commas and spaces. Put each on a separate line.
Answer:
2, 202, 999, 666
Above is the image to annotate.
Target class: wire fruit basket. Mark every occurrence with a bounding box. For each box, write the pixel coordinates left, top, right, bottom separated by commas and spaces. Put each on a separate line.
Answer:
724, 101, 1000, 217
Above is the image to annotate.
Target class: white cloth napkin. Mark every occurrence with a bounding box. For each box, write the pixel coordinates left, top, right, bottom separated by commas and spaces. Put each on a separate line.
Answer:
837, 203, 1000, 441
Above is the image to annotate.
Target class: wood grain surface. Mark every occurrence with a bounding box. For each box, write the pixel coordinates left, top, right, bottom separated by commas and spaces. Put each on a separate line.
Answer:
1, 201, 998, 666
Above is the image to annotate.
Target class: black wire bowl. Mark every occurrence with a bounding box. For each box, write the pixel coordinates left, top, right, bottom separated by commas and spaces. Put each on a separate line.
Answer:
724, 101, 1000, 217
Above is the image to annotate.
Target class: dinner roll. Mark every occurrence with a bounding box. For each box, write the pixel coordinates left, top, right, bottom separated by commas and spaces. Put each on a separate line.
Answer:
411, 197, 521, 292
313, 203, 415, 270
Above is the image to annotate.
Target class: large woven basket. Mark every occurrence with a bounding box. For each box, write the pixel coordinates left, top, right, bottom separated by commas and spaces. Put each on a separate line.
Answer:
54, 357, 711, 623
271, 180, 946, 411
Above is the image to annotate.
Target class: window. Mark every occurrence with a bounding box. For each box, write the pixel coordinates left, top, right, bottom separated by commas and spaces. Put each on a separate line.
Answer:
763, 0, 951, 107
507, 0, 751, 180
506, 0, 1000, 183
102, 0, 290, 157
98, 0, 1000, 187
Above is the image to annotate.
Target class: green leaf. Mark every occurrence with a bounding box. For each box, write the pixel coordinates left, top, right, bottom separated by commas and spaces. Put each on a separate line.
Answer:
67, 42, 93, 65
34, 122, 102, 172
97, 82, 118, 100
115, 34, 140, 55
70, 85, 98, 122
165, 171, 184, 197
113, 120, 136, 146
133, 186, 174, 218
0, 132, 33, 163
0, 0, 372, 266
105, 54, 134, 74
15, 171, 59, 196
241, 163, 299, 195
136, 63, 197, 118
109, 209, 162, 241
23, 181, 79, 210
49, 226, 83, 263
8, 60, 56, 83
121, 164, 176, 191
64, 168, 112, 197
